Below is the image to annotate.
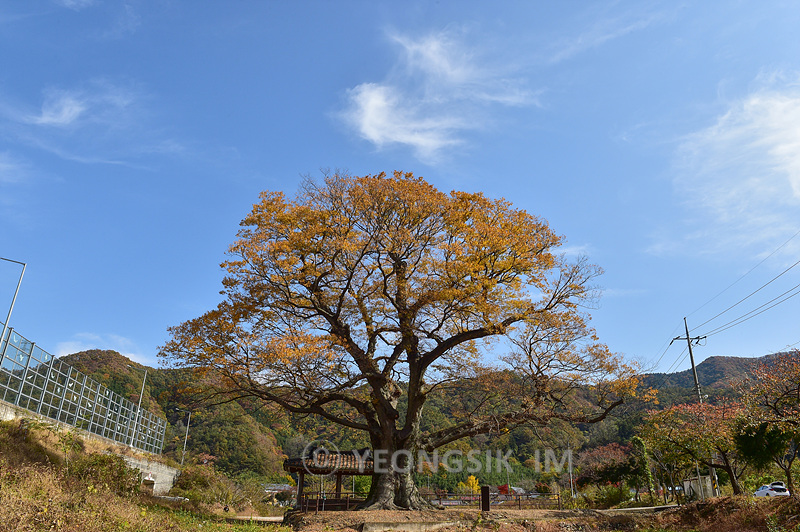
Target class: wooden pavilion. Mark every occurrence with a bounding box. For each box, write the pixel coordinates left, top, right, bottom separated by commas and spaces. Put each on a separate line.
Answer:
283, 452, 374, 511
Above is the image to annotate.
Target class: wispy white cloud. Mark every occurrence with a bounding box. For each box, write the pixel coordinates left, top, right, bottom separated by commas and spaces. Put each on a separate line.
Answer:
343, 83, 465, 163
27, 91, 87, 126
101, 2, 141, 39
339, 27, 538, 164
0, 80, 163, 167
558, 244, 593, 257
0, 152, 34, 226
600, 287, 648, 298
25, 82, 136, 129
54, 0, 96, 11
56, 332, 149, 364
0, 152, 29, 184
548, 11, 661, 64
658, 73, 800, 257
52, 0, 140, 39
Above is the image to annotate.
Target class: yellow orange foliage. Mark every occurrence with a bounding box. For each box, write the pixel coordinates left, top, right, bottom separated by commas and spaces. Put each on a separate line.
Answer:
160, 171, 638, 507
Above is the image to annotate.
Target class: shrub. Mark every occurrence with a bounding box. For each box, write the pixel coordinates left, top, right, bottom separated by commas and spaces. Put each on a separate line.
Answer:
591, 484, 631, 508
171, 464, 223, 504
70, 453, 141, 496
0, 420, 55, 466
171, 464, 257, 510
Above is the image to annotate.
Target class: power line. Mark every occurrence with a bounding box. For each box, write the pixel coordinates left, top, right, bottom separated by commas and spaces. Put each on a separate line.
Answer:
645, 345, 690, 393
699, 282, 800, 337
647, 228, 800, 389
692, 257, 800, 331
687, 227, 800, 320
649, 321, 685, 372
766, 338, 800, 355
662, 346, 690, 375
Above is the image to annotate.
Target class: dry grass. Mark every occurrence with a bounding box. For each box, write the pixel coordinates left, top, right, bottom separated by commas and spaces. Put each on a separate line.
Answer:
644, 496, 800, 532
0, 462, 157, 531
6, 420, 798, 532
0, 419, 289, 532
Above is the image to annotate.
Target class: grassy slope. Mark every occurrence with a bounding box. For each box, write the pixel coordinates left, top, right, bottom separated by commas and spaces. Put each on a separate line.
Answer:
0, 419, 289, 532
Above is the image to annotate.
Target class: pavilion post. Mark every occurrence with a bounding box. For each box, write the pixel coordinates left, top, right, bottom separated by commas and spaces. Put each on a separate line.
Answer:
297, 471, 305, 506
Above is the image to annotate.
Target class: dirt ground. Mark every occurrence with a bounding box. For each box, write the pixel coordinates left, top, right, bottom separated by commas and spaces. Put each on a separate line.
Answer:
285, 507, 614, 532
284, 497, 800, 532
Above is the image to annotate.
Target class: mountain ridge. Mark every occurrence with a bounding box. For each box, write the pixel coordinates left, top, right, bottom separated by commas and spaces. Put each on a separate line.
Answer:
57, 348, 783, 480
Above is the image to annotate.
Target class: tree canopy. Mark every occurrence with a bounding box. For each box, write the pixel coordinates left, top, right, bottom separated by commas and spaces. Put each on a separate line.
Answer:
643, 400, 747, 495
738, 351, 800, 493
160, 171, 638, 509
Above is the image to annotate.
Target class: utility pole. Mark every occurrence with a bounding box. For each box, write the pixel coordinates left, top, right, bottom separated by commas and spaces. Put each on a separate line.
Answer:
180, 410, 191, 466
671, 317, 718, 498
672, 317, 705, 403
132, 369, 148, 448
0, 257, 26, 354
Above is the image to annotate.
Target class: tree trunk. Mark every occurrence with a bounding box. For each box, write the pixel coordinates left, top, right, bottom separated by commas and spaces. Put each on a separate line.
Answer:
776, 446, 796, 494
357, 414, 434, 510
356, 369, 437, 511
783, 465, 794, 495
360, 468, 433, 510
717, 452, 743, 495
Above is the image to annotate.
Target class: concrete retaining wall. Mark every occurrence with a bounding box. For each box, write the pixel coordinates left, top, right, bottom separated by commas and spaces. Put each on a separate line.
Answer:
0, 401, 18, 422
119, 455, 181, 496
0, 399, 179, 495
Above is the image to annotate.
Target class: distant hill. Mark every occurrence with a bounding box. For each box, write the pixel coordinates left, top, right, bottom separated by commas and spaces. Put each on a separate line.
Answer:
640, 352, 793, 392
57, 348, 785, 481
640, 355, 763, 391
61, 349, 286, 479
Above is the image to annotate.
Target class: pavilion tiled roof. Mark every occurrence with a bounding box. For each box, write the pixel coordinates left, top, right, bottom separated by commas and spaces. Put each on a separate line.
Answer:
283, 452, 374, 475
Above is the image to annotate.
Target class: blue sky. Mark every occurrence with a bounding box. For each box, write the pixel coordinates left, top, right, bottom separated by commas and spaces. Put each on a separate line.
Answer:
2, 1, 800, 378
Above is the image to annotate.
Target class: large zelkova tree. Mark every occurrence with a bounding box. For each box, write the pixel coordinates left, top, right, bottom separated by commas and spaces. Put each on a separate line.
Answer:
160, 172, 639, 510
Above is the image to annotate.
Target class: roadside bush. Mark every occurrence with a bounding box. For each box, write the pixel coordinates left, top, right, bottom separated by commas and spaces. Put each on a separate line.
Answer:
171, 464, 224, 504
560, 487, 589, 510
590, 484, 631, 508
742, 472, 777, 494
71, 453, 141, 496
0, 419, 55, 466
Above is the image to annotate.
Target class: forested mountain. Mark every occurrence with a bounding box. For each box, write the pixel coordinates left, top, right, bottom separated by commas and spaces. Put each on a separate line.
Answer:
640, 355, 763, 390
60, 349, 769, 482
62, 350, 286, 478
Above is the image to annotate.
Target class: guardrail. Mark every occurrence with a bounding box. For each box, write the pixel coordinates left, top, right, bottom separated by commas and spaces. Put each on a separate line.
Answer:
0, 324, 166, 454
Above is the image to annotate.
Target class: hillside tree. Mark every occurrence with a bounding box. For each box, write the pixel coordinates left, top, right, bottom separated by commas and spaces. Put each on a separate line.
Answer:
740, 352, 800, 492
160, 172, 638, 510
643, 401, 747, 495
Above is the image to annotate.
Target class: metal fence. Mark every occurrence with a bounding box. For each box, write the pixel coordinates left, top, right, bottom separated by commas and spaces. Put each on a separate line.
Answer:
0, 323, 166, 454
424, 491, 562, 509
294, 491, 561, 513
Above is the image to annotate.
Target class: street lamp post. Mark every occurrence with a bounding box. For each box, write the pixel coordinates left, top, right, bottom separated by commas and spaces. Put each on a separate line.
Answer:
0, 257, 26, 354
128, 366, 148, 449
175, 408, 191, 466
